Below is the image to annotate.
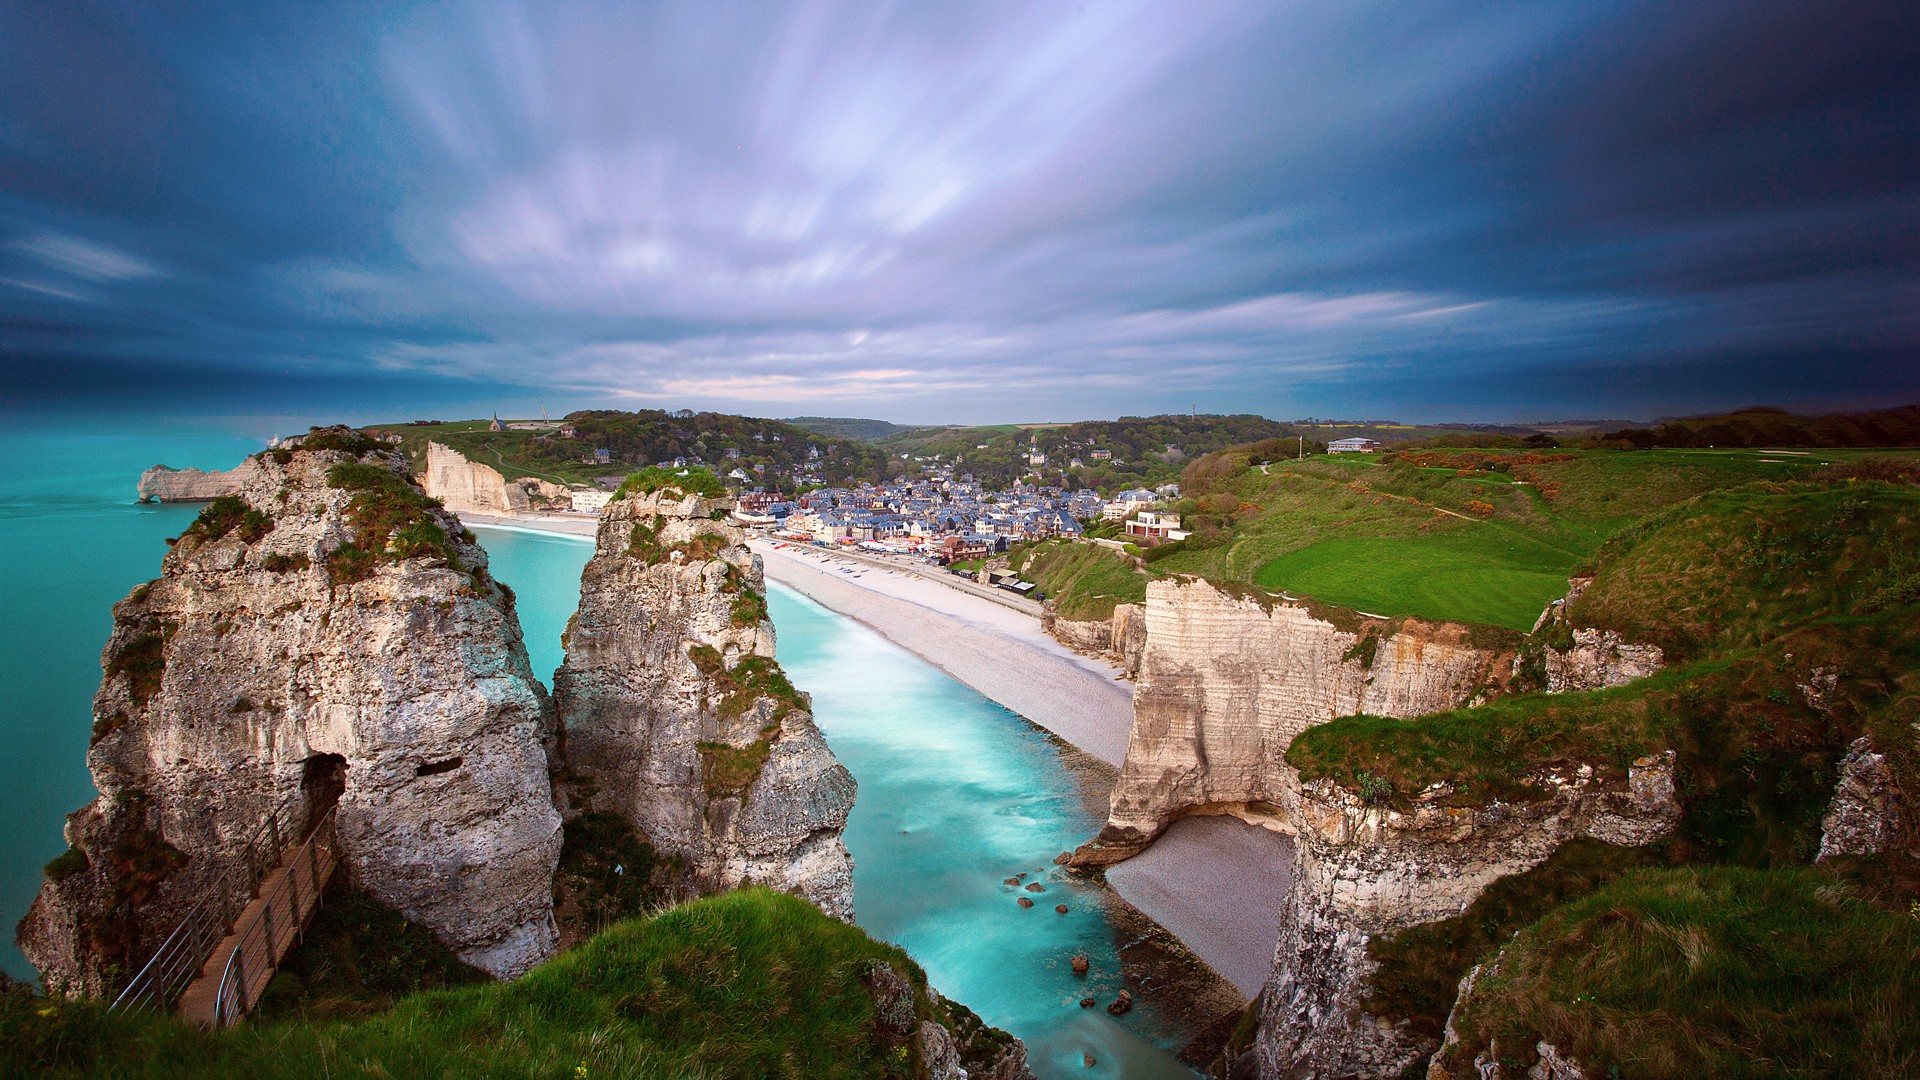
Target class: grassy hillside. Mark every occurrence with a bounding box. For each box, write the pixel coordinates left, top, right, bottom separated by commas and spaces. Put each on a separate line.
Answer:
1035, 443, 1919, 631
369, 411, 895, 489
1602, 403, 1920, 450
1566, 482, 1920, 661
1010, 540, 1148, 620
1280, 475, 1920, 1067
878, 413, 1299, 491
1431, 865, 1920, 1079
784, 416, 912, 441
4, 888, 1012, 1080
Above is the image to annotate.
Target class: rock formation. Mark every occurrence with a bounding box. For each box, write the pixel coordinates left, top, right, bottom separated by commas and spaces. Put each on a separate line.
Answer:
1073, 577, 1517, 864
552, 481, 856, 918
1254, 754, 1679, 1077
422, 441, 578, 514
136, 460, 260, 502
21, 430, 563, 994
1042, 600, 1145, 676
1818, 735, 1912, 862
1533, 580, 1663, 693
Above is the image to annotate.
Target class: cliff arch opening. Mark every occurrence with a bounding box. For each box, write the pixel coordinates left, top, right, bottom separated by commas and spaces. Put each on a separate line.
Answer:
301, 752, 347, 836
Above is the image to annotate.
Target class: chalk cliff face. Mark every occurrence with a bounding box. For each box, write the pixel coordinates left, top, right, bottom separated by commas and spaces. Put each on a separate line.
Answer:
1042, 601, 1145, 677
1253, 754, 1679, 1078
553, 485, 856, 918
20, 434, 563, 994
1075, 577, 1516, 864
136, 461, 260, 502
422, 441, 576, 514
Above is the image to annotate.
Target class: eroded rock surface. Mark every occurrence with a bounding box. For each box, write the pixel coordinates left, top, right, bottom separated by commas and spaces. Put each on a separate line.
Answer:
21, 433, 562, 994
136, 460, 261, 502
1818, 735, 1911, 861
553, 484, 855, 918
1043, 601, 1145, 677
1255, 753, 1679, 1078
422, 441, 577, 513
1074, 578, 1516, 864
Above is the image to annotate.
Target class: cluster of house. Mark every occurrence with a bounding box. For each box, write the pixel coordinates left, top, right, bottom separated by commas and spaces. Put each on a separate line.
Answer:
723, 471, 1183, 563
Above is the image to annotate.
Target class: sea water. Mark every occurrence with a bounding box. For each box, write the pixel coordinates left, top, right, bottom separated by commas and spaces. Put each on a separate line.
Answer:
0, 435, 1197, 1077
0, 427, 263, 980
765, 583, 1198, 1079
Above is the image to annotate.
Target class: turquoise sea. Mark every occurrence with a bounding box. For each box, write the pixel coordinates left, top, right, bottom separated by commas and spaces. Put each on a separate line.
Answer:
0, 432, 1196, 1078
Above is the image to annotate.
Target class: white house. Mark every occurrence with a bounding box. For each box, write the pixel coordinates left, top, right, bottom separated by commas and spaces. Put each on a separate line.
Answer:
1328, 437, 1382, 453
571, 489, 613, 513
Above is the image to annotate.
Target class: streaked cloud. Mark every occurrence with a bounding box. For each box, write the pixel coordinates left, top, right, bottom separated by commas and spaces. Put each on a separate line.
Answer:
0, 0, 1914, 421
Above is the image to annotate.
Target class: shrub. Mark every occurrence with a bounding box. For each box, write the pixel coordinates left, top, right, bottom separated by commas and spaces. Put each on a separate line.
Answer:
555, 812, 669, 935
43, 846, 89, 884
324, 463, 458, 582
105, 626, 173, 712
614, 466, 727, 500
259, 552, 309, 574
256, 878, 487, 1025
730, 585, 769, 627
294, 426, 383, 456
183, 496, 274, 545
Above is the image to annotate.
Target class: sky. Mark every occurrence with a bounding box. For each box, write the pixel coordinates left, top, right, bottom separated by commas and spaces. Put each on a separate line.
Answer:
1, 0, 1916, 426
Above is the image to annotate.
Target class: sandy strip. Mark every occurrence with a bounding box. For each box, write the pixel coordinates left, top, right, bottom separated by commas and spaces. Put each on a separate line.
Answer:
1105, 816, 1292, 997
457, 510, 599, 538
750, 539, 1137, 765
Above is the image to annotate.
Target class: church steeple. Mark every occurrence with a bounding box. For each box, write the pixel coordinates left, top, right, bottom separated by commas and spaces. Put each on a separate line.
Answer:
489, 411, 505, 432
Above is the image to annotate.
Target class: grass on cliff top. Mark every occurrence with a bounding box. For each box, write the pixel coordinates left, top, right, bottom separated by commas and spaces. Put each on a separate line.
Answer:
5, 888, 943, 1080
1251, 532, 1573, 631
1567, 481, 1920, 662
1086, 446, 1879, 631
615, 466, 727, 500
324, 461, 462, 583
1433, 865, 1920, 1080
1010, 539, 1150, 620
1290, 605, 1920, 866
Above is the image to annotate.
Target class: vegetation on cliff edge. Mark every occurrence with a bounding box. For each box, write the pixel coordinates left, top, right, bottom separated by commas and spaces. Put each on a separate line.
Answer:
1432, 865, 1920, 1079
4, 887, 985, 1079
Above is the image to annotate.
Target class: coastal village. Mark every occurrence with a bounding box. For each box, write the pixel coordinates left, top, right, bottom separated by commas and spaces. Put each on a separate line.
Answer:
392, 415, 1194, 565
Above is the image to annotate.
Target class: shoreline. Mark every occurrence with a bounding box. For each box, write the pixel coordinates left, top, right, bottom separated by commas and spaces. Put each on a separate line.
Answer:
459, 511, 1288, 1001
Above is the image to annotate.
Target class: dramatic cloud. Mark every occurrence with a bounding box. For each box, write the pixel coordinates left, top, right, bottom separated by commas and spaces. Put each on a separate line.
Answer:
1, 0, 1915, 421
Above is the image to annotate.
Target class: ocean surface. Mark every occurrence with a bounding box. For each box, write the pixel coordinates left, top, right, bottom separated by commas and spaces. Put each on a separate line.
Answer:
0, 432, 1196, 1077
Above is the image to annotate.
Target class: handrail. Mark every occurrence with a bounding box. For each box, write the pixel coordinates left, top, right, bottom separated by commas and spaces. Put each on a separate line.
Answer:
107, 790, 311, 1016
209, 804, 340, 1027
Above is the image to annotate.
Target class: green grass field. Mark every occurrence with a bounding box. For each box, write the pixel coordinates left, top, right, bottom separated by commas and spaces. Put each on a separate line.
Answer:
1252, 533, 1574, 630
1128, 446, 1920, 630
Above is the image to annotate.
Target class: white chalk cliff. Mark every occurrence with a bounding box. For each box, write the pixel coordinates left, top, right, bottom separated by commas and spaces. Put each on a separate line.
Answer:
552, 483, 856, 918
21, 432, 563, 993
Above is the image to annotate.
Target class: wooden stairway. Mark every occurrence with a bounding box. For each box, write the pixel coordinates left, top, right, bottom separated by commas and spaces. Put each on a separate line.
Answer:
177, 807, 340, 1028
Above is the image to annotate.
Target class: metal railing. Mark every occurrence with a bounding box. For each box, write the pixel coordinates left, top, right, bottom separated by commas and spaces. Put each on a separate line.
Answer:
209, 804, 340, 1027
107, 791, 314, 1016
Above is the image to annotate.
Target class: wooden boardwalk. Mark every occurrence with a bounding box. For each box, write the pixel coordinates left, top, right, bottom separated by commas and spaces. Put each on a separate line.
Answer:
177, 814, 339, 1028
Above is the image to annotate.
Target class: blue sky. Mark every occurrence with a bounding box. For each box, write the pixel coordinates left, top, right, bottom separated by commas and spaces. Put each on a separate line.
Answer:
1, 0, 1915, 424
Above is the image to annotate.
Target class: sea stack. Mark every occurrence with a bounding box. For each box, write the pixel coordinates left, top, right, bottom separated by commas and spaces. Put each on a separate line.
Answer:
19, 428, 563, 994
552, 473, 855, 917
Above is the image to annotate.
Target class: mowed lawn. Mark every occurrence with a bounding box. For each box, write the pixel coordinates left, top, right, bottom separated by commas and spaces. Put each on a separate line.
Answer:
1253, 531, 1576, 631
